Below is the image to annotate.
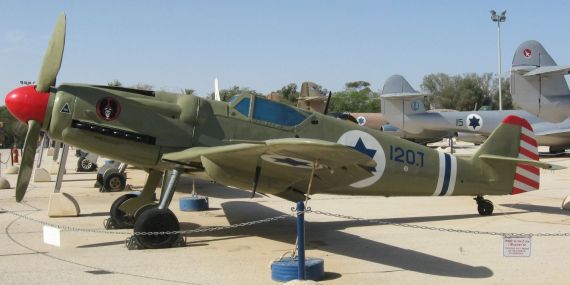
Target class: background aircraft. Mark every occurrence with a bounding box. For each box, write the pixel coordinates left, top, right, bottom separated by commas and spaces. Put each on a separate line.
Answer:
511, 40, 570, 123
4, 14, 560, 249
381, 75, 570, 153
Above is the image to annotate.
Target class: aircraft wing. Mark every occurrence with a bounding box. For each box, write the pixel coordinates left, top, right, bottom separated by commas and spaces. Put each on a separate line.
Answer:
162, 138, 377, 200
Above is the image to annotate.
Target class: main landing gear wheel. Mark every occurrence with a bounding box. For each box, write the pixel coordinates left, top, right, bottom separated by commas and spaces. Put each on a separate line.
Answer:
134, 203, 157, 220
77, 157, 97, 172
475, 195, 494, 216
109, 193, 138, 228
133, 207, 181, 249
101, 172, 127, 192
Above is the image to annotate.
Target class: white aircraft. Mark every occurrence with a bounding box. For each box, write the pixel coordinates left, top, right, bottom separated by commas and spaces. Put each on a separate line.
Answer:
380, 75, 570, 153
511, 40, 570, 123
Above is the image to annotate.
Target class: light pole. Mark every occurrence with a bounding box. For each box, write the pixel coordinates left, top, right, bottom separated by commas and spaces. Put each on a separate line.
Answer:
490, 10, 506, 110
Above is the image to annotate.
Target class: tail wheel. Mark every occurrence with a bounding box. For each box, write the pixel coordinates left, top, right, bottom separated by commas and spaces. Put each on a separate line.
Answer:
477, 199, 494, 216
110, 193, 138, 228
134, 207, 180, 249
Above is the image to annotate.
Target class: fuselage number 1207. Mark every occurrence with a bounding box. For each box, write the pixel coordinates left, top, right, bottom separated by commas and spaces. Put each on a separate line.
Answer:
389, 145, 424, 167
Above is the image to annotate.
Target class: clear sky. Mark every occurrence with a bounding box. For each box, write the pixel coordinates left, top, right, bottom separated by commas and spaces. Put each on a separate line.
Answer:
1, 0, 569, 102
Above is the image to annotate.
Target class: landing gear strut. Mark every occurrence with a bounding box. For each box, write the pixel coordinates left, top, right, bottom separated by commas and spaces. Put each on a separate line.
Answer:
132, 169, 183, 249
474, 195, 494, 216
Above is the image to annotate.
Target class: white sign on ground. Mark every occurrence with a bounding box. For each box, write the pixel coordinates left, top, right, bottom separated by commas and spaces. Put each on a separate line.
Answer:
503, 235, 531, 257
43, 225, 61, 247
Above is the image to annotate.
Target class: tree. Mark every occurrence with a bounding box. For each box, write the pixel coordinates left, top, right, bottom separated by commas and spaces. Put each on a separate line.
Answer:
107, 79, 123, 87
279, 83, 298, 103
421, 73, 513, 111
209, 86, 261, 101
0, 106, 27, 147
329, 82, 380, 113
182, 89, 195, 96
345, 81, 371, 90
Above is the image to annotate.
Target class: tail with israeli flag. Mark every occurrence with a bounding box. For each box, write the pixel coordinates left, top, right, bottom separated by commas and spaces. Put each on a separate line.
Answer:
472, 115, 562, 195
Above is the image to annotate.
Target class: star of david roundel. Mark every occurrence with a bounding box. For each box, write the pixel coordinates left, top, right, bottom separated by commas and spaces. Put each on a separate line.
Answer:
337, 130, 386, 188
96, 97, 121, 121
466, 113, 483, 131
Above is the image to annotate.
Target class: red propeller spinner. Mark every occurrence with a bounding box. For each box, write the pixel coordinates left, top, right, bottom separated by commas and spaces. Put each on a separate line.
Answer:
5, 85, 50, 125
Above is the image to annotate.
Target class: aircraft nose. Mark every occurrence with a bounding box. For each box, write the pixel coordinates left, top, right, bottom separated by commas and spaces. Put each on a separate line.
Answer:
5, 85, 50, 124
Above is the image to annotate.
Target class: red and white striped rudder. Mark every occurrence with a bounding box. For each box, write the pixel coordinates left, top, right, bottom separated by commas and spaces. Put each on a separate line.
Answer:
502, 115, 540, 194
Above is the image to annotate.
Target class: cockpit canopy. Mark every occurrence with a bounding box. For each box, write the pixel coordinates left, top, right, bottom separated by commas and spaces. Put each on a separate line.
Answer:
229, 94, 309, 127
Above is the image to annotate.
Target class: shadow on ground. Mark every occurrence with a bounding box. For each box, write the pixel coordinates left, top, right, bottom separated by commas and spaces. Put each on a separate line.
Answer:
185, 201, 495, 279
501, 203, 569, 215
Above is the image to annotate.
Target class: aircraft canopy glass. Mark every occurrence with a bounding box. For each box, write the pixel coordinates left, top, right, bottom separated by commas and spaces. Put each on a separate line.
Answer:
252, 96, 307, 126
234, 97, 250, 117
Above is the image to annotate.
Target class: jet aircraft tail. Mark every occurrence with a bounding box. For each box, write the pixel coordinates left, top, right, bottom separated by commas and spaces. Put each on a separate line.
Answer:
380, 75, 430, 132
471, 115, 558, 194
511, 40, 570, 122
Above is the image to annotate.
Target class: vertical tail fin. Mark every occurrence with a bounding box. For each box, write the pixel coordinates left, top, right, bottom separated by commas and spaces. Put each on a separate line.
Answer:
473, 115, 544, 194
511, 40, 570, 122
297, 82, 327, 113
380, 75, 429, 133
507, 116, 540, 194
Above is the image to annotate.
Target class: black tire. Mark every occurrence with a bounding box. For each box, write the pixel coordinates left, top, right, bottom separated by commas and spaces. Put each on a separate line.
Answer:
134, 208, 180, 249
103, 172, 127, 192
477, 200, 494, 216
134, 203, 158, 220
77, 157, 97, 172
110, 193, 138, 228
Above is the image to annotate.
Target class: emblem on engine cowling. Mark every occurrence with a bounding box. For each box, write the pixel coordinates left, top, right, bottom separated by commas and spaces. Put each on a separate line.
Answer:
96, 97, 121, 121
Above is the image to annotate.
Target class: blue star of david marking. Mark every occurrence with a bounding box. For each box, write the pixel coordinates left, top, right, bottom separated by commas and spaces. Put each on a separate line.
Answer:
273, 157, 311, 167
357, 117, 365, 125
468, 116, 481, 130
351, 138, 377, 172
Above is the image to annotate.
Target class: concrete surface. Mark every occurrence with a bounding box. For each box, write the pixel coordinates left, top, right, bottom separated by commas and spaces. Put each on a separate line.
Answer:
0, 144, 570, 284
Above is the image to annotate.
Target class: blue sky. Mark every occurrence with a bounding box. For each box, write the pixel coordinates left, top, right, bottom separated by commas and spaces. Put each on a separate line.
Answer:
1, 1, 569, 101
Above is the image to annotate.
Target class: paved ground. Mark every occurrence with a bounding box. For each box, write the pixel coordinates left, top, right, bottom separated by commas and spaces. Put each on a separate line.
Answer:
1, 144, 570, 285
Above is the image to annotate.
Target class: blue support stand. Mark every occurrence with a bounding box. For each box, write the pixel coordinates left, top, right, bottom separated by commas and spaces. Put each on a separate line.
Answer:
296, 201, 306, 280
270, 202, 324, 282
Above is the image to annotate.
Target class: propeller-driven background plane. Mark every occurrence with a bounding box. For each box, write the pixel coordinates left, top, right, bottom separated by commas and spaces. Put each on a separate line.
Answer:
4, 14, 561, 249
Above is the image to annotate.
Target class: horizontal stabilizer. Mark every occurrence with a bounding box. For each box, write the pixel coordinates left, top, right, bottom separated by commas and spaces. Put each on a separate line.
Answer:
523, 65, 570, 77
479, 154, 565, 170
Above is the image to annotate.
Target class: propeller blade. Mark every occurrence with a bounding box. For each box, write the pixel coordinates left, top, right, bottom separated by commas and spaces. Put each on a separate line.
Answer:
15, 120, 41, 202
36, 13, 66, 92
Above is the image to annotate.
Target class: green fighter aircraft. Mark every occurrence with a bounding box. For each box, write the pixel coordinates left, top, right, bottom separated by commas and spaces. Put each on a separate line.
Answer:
4, 14, 562, 249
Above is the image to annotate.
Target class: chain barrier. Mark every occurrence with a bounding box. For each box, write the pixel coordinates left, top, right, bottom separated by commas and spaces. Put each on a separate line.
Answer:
2, 206, 570, 238
0, 207, 292, 236
0, 152, 12, 165
305, 208, 570, 237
